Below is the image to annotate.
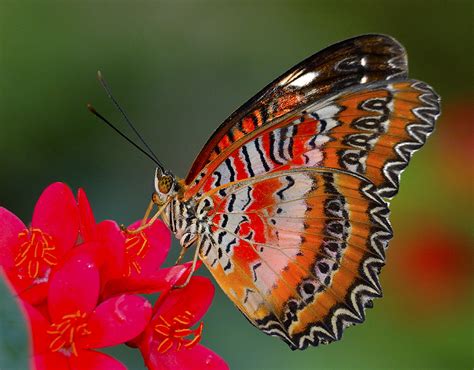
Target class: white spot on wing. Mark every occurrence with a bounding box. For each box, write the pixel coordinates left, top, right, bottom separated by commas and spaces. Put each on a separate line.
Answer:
311, 104, 340, 120
279, 69, 304, 86
288, 71, 319, 88
313, 134, 331, 147
303, 148, 324, 166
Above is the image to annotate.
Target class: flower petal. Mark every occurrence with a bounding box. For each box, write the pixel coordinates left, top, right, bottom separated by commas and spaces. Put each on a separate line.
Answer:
16, 281, 49, 306
103, 263, 192, 299
173, 260, 203, 287
77, 188, 96, 242
48, 250, 99, 321
0, 208, 39, 300
154, 276, 214, 326
75, 221, 126, 290
81, 294, 152, 349
95, 220, 126, 281
146, 344, 229, 370
0, 207, 25, 270
21, 302, 51, 354
32, 182, 79, 257
142, 219, 171, 269
70, 349, 127, 370
125, 219, 171, 277
33, 352, 69, 370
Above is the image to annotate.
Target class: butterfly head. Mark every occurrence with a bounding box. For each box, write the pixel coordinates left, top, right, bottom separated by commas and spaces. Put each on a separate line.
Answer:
154, 167, 179, 205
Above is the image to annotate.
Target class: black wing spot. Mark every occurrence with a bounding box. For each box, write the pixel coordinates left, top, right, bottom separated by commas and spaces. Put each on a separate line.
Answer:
252, 262, 262, 282
276, 176, 295, 200
225, 158, 236, 182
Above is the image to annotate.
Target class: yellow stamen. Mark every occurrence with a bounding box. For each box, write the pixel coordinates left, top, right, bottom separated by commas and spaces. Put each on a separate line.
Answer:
157, 338, 173, 353
153, 313, 204, 353
124, 232, 150, 277
47, 310, 90, 357
14, 228, 57, 279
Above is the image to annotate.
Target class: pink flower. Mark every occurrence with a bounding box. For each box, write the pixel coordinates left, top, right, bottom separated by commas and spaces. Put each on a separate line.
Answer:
1, 182, 228, 369
77, 188, 195, 299
24, 250, 152, 370
122, 220, 171, 278
138, 276, 228, 370
0, 183, 79, 305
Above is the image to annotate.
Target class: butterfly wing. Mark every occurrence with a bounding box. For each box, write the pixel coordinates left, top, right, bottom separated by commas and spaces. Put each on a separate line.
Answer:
185, 79, 440, 200
195, 168, 391, 349
309, 80, 439, 198
180, 35, 440, 349
185, 34, 408, 184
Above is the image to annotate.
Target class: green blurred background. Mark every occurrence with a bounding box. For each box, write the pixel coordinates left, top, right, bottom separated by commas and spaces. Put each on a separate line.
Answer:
1, 1, 473, 369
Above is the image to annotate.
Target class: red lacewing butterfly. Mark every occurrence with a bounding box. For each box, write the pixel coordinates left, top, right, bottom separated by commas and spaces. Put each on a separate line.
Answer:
91, 34, 440, 350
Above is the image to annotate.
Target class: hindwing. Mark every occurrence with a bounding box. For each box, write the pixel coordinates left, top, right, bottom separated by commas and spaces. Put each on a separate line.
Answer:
195, 168, 392, 349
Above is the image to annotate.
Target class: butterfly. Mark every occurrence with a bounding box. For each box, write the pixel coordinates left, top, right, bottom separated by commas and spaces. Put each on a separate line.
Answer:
104, 34, 440, 350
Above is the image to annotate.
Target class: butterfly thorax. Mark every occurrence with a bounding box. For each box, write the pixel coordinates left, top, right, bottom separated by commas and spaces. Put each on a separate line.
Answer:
162, 197, 197, 247
154, 167, 212, 249
161, 195, 216, 252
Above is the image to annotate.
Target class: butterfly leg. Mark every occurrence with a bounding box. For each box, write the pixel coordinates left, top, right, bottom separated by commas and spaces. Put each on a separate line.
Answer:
173, 244, 200, 289
175, 245, 189, 265
123, 197, 170, 234
121, 192, 157, 232
140, 195, 157, 226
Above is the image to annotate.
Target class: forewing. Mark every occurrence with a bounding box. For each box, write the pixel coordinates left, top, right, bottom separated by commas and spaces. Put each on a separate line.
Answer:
185, 34, 407, 184
195, 168, 392, 349
307, 80, 439, 198
186, 79, 439, 200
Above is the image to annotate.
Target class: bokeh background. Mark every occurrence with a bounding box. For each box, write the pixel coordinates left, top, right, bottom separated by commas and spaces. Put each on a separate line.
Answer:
1, 1, 473, 369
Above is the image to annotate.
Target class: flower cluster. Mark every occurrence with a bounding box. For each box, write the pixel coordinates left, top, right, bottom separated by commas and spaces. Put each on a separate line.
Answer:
0, 183, 228, 370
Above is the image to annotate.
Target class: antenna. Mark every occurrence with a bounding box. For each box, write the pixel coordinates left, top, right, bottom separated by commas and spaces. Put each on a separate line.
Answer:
87, 104, 164, 169
96, 71, 162, 165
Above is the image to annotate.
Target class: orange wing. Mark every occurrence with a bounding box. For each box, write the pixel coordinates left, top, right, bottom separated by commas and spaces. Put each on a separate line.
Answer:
177, 35, 440, 350
185, 34, 408, 184
195, 168, 391, 349
184, 80, 439, 200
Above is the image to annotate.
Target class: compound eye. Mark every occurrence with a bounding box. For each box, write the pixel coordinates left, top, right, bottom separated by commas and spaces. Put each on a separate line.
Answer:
158, 176, 173, 194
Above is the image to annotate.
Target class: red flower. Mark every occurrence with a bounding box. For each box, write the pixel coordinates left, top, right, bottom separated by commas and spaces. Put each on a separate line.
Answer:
0, 183, 79, 305
77, 188, 195, 299
78, 188, 171, 275
76, 188, 126, 281
138, 276, 228, 370
122, 220, 171, 278
1, 183, 228, 369
24, 250, 152, 370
